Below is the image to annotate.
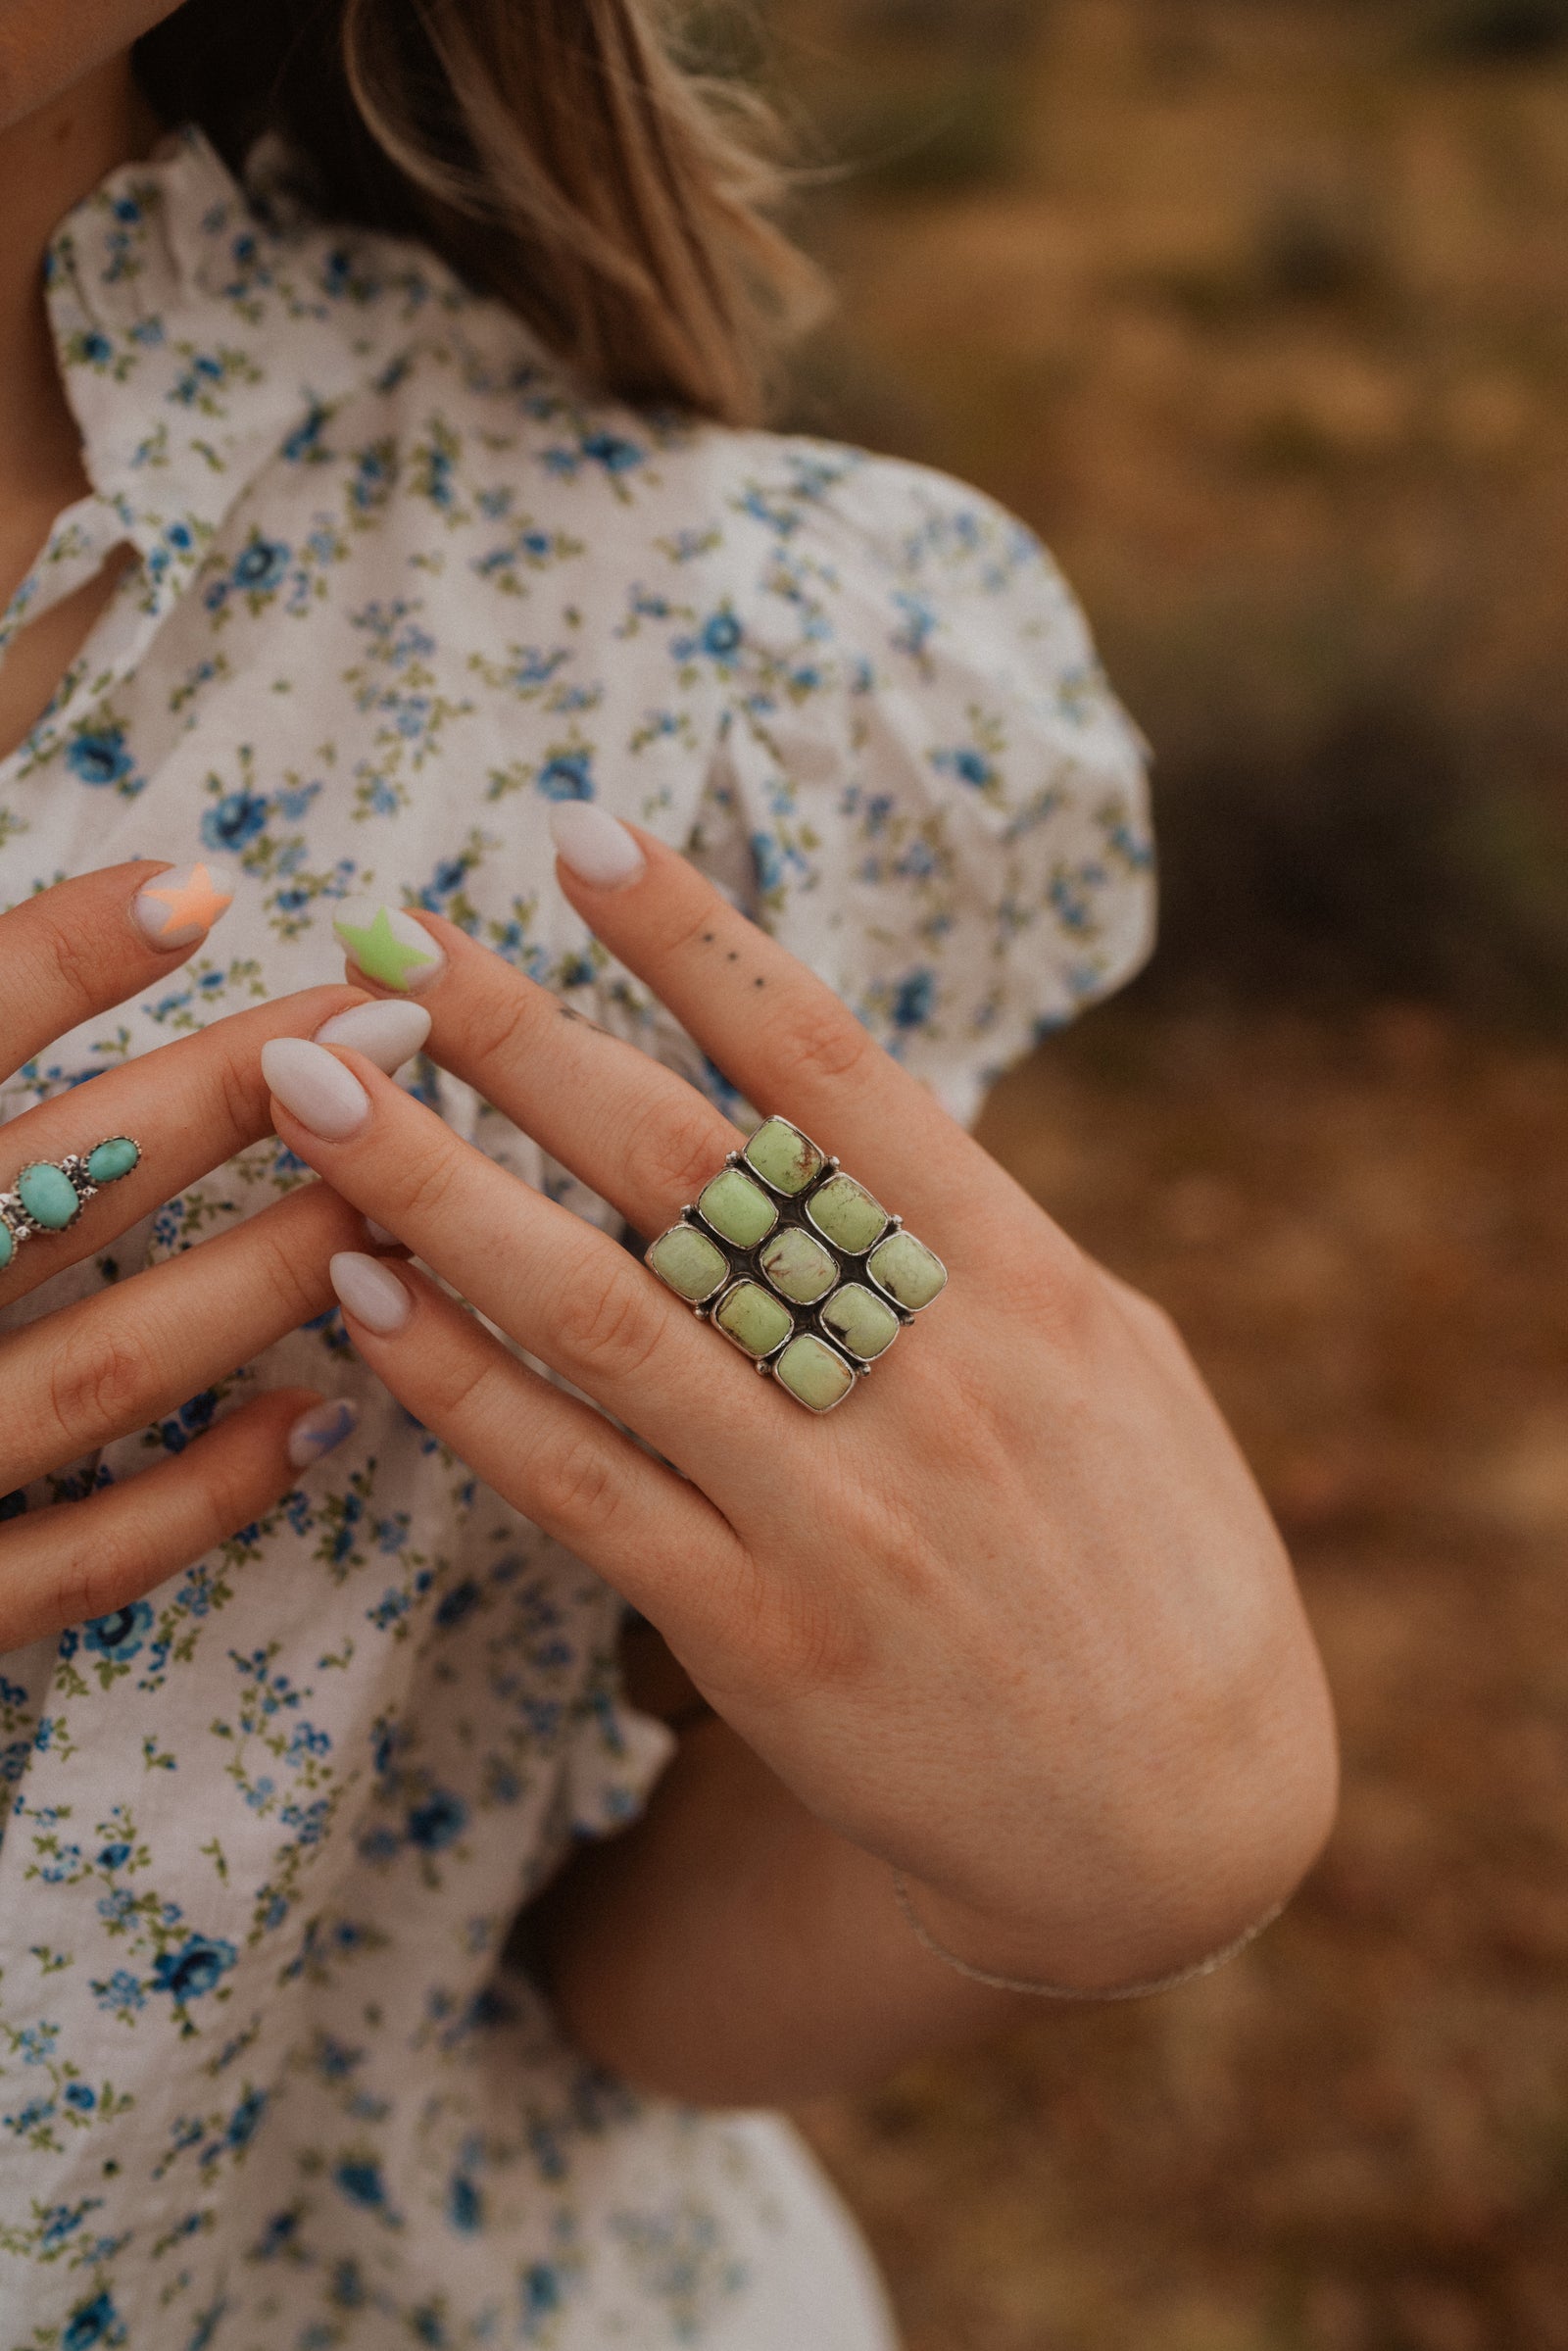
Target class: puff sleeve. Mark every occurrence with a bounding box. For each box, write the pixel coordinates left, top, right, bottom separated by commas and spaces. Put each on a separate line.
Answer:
693, 444, 1154, 1128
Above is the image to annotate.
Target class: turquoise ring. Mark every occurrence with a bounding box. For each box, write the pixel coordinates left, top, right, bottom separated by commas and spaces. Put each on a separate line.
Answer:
647, 1117, 947, 1415
0, 1137, 142, 1272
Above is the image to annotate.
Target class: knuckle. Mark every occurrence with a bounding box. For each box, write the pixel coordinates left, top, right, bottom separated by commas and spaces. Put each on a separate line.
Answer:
763, 997, 870, 1090
529, 1421, 622, 1538
626, 1095, 731, 1214
457, 981, 544, 1077
552, 1262, 668, 1386
390, 1149, 464, 1228
212, 1040, 267, 1143
45, 1320, 159, 1451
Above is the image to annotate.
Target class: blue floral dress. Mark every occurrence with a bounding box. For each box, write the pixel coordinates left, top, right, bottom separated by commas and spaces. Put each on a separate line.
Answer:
0, 128, 1153, 2351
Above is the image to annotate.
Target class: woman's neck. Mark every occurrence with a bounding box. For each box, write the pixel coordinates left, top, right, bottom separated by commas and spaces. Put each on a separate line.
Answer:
0, 53, 162, 526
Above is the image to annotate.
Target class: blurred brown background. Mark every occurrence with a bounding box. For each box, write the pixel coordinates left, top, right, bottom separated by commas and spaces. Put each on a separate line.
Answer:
712, 3, 1568, 2344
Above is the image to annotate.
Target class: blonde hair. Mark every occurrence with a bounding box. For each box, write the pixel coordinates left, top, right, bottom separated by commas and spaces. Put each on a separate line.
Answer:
134, 0, 819, 424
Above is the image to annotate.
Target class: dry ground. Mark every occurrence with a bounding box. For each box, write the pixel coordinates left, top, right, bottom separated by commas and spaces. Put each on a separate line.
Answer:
798, 1009, 1568, 2350
762, 4, 1568, 2337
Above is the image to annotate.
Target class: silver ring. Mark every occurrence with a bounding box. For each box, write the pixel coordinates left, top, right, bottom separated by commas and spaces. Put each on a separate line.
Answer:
0, 1137, 142, 1272
646, 1117, 947, 1414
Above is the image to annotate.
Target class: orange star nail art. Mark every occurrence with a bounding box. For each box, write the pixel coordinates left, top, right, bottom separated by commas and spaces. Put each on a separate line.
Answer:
132, 860, 237, 947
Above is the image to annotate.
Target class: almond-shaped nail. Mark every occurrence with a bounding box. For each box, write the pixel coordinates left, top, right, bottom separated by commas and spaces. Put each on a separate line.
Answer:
549, 805, 646, 889
330, 1250, 411, 1335
262, 1037, 371, 1140
131, 858, 238, 950
286, 1396, 360, 1470
313, 999, 431, 1073
331, 898, 445, 993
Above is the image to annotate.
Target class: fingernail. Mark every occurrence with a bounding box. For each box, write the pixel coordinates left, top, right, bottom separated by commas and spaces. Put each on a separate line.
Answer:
131, 859, 238, 950
262, 1037, 371, 1141
286, 1396, 360, 1470
313, 999, 431, 1073
364, 1217, 399, 1248
330, 1250, 412, 1335
331, 897, 445, 993
549, 805, 646, 890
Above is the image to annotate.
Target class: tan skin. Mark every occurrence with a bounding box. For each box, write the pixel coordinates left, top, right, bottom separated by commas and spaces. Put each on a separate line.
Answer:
2, 7, 1338, 2104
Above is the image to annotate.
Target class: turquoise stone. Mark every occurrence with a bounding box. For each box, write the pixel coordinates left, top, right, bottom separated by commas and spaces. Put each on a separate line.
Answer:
744, 1116, 825, 1199
698, 1167, 777, 1250
759, 1224, 838, 1307
820, 1282, 901, 1363
868, 1230, 948, 1312
648, 1224, 730, 1305
714, 1280, 794, 1360
775, 1332, 857, 1414
0, 1220, 14, 1271
807, 1173, 888, 1255
85, 1137, 140, 1185
18, 1162, 81, 1231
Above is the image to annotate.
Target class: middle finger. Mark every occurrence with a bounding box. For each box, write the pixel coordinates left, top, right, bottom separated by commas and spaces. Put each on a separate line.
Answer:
260, 1042, 826, 1479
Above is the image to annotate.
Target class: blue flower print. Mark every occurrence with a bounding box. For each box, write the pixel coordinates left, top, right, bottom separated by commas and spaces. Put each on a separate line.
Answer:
581, 430, 643, 475
935, 745, 998, 790
893, 969, 936, 1029
406, 1789, 466, 1851
82, 1600, 153, 1662
151, 1934, 237, 2001
535, 751, 594, 802
334, 2158, 387, 2208
62, 2291, 122, 2351
66, 727, 136, 789
201, 791, 269, 853
97, 1841, 132, 1868
448, 2174, 482, 2232
64, 2082, 98, 2110
701, 611, 743, 661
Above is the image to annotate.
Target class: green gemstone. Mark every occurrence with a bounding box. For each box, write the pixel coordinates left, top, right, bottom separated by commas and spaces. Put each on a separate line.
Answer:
18, 1162, 81, 1231
776, 1332, 858, 1414
714, 1280, 794, 1360
820, 1282, 901, 1362
698, 1167, 777, 1250
744, 1116, 825, 1199
85, 1137, 140, 1185
806, 1173, 888, 1255
759, 1225, 839, 1306
868, 1230, 948, 1312
648, 1224, 730, 1305
0, 1220, 14, 1271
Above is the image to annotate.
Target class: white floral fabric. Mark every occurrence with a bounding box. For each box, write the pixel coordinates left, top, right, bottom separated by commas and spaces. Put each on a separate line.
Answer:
0, 128, 1152, 2351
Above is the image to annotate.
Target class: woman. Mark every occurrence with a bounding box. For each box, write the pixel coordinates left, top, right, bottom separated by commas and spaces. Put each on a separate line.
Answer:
0, 4, 1337, 2343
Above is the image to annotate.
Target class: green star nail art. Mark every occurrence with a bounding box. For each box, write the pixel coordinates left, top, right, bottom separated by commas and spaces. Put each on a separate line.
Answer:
333, 902, 440, 991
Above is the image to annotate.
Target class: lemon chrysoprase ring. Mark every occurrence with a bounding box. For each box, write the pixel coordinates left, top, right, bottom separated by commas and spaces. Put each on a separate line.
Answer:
645, 1119, 946, 1414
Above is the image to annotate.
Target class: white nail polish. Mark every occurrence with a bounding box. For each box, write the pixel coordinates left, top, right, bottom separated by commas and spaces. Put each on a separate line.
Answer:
262, 1037, 371, 1140
330, 1250, 412, 1335
131, 858, 239, 950
286, 1396, 360, 1470
549, 804, 646, 889
313, 999, 431, 1073
364, 1218, 399, 1249
331, 897, 445, 993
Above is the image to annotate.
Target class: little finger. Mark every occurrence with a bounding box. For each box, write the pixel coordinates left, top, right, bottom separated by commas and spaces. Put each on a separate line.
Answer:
327, 1250, 746, 1644
0, 1386, 358, 1654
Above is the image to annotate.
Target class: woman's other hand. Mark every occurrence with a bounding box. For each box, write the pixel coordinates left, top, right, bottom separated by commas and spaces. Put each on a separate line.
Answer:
0, 859, 427, 1655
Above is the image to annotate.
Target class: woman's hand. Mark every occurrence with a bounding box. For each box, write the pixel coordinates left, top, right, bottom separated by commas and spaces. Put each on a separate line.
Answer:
0, 860, 426, 1656
263, 811, 1338, 2001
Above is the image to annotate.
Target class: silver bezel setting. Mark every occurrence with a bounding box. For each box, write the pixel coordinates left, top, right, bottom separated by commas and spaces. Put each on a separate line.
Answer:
645, 1118, 944, 1413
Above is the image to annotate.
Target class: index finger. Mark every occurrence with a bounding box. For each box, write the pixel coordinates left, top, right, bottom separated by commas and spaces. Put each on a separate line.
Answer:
0, 858, 236, 1078
545, 812, 987, 1220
